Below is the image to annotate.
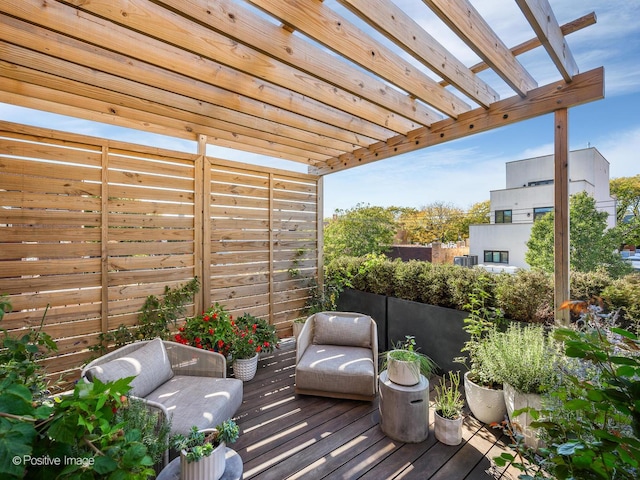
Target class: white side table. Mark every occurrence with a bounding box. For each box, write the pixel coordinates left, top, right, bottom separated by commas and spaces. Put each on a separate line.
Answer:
379, 370, 429, 443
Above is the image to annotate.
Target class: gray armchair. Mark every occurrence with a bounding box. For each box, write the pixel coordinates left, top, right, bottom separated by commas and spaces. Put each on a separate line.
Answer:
295, 311, 378, 401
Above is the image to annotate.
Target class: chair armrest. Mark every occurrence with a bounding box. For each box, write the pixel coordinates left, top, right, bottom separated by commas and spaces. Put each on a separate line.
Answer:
162, 341, 227, 378
296, 315, 314, 364
370, 319, 379, 393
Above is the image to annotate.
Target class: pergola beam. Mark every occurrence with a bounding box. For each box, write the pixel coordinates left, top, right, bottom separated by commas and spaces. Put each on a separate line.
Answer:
516, 0, 579, 82
312, 67, 604, 175
245, 0, 471, 118
337, 0, 499, 108
423, 0, 538, 97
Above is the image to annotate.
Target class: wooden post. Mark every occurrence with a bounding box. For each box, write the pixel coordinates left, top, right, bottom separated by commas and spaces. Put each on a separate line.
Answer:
100, 144, 109, 336
268, 173, 275, 326
196, 134, 208, 314
554, 109, 570, 325
316, 176, 324, 302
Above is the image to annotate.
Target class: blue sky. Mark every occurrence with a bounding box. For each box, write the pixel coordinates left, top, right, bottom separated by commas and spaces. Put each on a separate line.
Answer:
1, 0, 639, 216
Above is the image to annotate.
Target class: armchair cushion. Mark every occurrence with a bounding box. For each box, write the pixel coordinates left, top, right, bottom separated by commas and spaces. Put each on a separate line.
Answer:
295, 345, 375, 398
146, 375, 243, 435
313, 312, 372, 348
84, 338, 174, 397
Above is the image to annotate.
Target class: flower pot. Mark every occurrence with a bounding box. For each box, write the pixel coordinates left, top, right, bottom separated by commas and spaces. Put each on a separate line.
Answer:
387, 350, 421, 386
434, 410, 463, 446
503, 382, 542, 450
233, 353, 259, 381
180, 431, 226, 480
463, 371, 507, 425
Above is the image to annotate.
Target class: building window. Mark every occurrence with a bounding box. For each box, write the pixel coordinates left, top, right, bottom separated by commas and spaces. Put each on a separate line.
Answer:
484, 250, 509, 264
533, 207, 553, 220
528, 179, 553, 186
495, 210, 512, 223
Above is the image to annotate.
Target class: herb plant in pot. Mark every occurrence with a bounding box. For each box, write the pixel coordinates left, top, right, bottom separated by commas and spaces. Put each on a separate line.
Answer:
484, 323, 560, 450
434, 371, 465, 445
383, 336, 438, 386
456, 281, 507, 424
171, 419, 239, 480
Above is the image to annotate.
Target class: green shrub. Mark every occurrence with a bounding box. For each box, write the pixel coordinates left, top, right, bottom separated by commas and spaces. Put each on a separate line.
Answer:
570, 268, 613, 301
601, 272, 640, 332
495, 269, 553, 323
473, 323, 560, 394
393, 260, 426, 302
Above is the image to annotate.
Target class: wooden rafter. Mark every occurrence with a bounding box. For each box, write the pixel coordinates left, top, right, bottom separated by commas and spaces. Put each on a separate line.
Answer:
0, 0, 600, 174
516, 0, 579, 82
338, 0, 499, 108
245, 0, 471, 118
423, 0, 538, 96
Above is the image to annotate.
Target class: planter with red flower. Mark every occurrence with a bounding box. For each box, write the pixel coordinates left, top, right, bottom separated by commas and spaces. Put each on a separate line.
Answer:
174, 303, 234, 355
230, 314, 280, 381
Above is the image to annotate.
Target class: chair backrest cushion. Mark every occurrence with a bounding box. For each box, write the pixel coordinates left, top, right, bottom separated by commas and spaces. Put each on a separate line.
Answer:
84, 338, 174, 397
312, 312, 372, 348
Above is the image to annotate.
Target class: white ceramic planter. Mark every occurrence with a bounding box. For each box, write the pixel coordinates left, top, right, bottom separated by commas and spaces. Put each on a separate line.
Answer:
180, 431, 226, 480
503, 383, 542, 450
434, 410, 463, 446
387, 350, 421, 386
233, 353, 259, 381
463, 371, 507, 425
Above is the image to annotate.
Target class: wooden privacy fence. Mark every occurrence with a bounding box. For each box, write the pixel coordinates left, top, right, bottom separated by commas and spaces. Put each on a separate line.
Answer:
0, 121, 320, 386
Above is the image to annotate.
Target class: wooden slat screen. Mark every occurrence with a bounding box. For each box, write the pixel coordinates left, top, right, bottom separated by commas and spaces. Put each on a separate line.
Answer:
0, 122, 319, 386
208, 160, 319, 336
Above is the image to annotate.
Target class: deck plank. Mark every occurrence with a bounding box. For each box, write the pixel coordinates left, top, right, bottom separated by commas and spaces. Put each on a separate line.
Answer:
233, 339, 515, 479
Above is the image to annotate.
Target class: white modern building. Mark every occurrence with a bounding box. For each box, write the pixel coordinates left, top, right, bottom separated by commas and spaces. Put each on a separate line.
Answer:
469, 148, 616, 270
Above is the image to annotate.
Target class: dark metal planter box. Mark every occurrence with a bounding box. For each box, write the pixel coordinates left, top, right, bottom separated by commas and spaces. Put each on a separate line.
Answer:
338, 288, 470, 373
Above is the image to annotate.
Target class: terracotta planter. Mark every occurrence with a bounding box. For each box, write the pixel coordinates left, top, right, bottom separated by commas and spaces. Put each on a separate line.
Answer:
463, 371, 507, 425
233, 353, 259, 381
180, 431, 226, 480
503, 383, 542, 450
434, 410, 463, 446
387, 350, 421, 386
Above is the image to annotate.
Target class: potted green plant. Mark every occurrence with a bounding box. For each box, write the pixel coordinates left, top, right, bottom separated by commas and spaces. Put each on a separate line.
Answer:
174, 302, 234, 355
483, 323, 560, 449
433, 371, 465, 445
455, 279, 507, 424
292, 317, 306, 340
383, 335, 437, 386
171, 420, 239, 480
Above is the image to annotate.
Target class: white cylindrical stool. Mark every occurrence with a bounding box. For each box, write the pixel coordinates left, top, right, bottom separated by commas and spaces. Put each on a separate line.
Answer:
379, 370, 429, 443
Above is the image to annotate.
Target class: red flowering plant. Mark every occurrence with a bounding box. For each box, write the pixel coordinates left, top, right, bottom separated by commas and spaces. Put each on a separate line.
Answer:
232, 313, 280, 360
174, 302, 234, 355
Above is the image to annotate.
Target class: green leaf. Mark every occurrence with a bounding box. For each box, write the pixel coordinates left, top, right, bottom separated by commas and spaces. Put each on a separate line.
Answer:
0, 383, 35, 416
564, 399, 590, 411
617, 365, 636, 377
609, 355, 638, 366
557, 441, 584, 455
93, 455, 118, 475
0, 418, 36, 478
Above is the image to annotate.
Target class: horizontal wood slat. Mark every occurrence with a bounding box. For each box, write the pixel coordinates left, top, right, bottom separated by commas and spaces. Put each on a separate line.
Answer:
0, 122, 318, 389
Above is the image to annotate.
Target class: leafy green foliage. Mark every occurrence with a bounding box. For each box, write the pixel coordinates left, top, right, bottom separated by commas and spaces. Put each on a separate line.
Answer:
456, 275, 505, 386
494, 304, 640, 479
323, 203, 397, 263
478, 324, 560, 394
1, 296, 164, 479
434, 371, 464, 419
171, 420, 239, 464
610, 174, 640, 246
525, 192, 632, 277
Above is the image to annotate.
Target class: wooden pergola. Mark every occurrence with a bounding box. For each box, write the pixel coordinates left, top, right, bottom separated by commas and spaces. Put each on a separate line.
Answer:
1, 0, 605, 371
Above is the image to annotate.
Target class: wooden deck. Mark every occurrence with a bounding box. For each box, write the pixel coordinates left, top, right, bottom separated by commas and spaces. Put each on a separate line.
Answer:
233, 339, 520, 479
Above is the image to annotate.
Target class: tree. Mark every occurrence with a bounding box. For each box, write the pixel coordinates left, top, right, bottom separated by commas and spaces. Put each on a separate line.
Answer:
610, 175, 640, 246
398, 202, 465, 244
525, 191, 631, 277
456, 200, 490, 239
323, 203, 397, 263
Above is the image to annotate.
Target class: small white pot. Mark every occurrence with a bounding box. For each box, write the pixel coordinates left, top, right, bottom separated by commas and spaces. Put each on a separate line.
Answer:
503, 383, 543, 450
463, 371, 507, 425
387, 350, 421, 386
434, 410, 463, 446
180, 431, 226, 480
233, 353, 259, 381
